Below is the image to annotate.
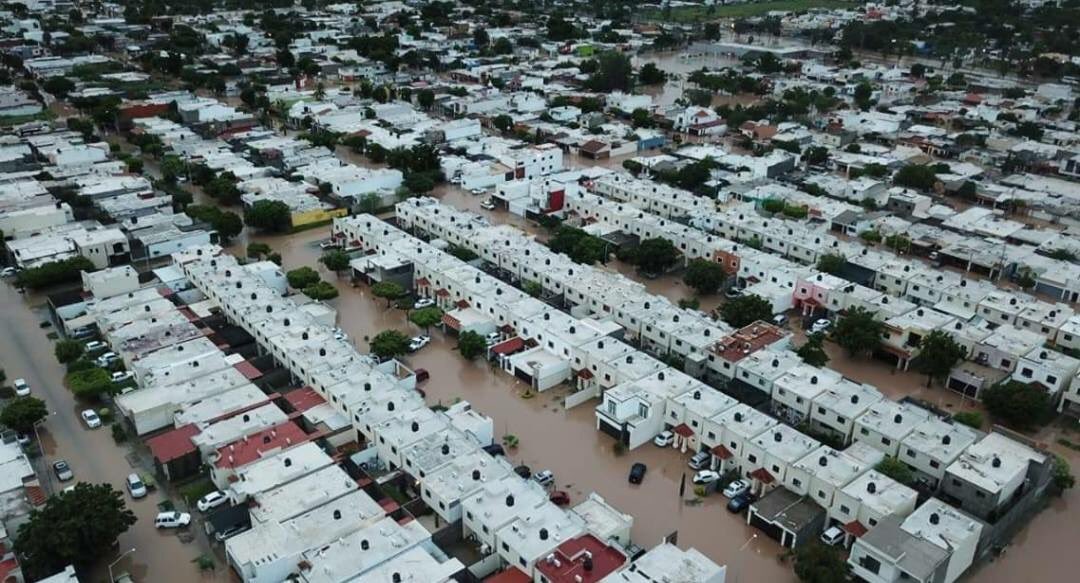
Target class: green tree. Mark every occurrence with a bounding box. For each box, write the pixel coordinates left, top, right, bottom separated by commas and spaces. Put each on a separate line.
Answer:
247, 242, 271, 259
587, 51, 633, 92
42, 75, 75, 98
1052, 455, 1075, 494
185, 205, 242, 243
952, 411, 983, 430
683, 259, 726, 295
797, 335, 830, 367
853, 82, 873, 110
159, 155, 185, 184
403, 172, 436, 194
244, 200, 292, 233
371, 281, 406, 307
370, 330, 409, 359
982, 381, 1053, 431
493, 114, 514, 133
302, 281, 339, 300
417, 89, 435, 110
804, 146, 829, 166
634, 238, 679, 275
875, 456, 915, 486
1, 397, 48, 433
54, 340, 85, 365
631, 108, 653, 128
894, 165, 939, 191
911, 330, 967, 387
720, 295, 774, 328
524, 281, 542, 297
14, 483, 137, 580
832, 307, 883, 357
16, 256, 96, 289
638, 62, 666, 85
458, 330, 487, 360
409, 306, 444, 333
793, 542, 849, 583
320, 250, 350, 274
286, 267, 321, 290
65, 368, 113, 399
816, 253, 845, 275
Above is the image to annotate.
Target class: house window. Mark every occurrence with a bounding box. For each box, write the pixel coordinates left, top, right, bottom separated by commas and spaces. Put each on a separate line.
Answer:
638, 404, 649, 418
840, 504, 850, 514
860, 427, 869, 436
1021, 367, 1033, 378
906, 448, 916, 458
792, 478, 802, 487
607, 402, 616, 415
930, 460, 940, 469
1048, 375, 1058, 385
747, 454, 757, 463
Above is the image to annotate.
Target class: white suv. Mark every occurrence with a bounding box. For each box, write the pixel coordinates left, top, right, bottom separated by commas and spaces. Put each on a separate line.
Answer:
13, 378, 30, 397
154, 511, 190, 529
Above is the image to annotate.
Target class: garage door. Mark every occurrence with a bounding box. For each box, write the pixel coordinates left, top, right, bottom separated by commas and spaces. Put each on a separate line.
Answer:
749, 510, 789, 547
598, 418, 625, 443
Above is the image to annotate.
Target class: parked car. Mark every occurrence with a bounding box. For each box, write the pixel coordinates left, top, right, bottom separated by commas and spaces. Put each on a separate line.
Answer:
628, 462, 647, 484
319, 239, 341, 250
809, 318, 832, 335
771, 314, 789, 327
111, 371, 134, 384
688, 451, 711, 470
407, 335, 431, 352
532, 469, 554, 487
0, 266, 17, 278
469, 188, 485, 195
484, 331, 502, 345
726, 492, 757, 514
112, 572, 134, 583
692, 470, 721, 485
414, 298, 436, 309
724, 287, 743, 300
722, 478, 751, 498
13, 378, 30, 397
83, 340, 107, 352
16, 433, 31, 447
820, 526, 845, 546
154, 511, 191, 529
126, 473, 147, 499
197, 491, 229, 512
549, 491, 570, 506
480, 198, 496, 210
653, 431, 674, 447
52, 460, 73, 481
80, 409, 102, 429
482, 443, 505, 457
513, 465, 532, 479
96, 352, 119, 367
215, 524, 248, 541
332, 328, 348, 341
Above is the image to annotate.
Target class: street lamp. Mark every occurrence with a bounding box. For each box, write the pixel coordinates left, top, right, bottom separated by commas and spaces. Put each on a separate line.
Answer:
734, 533, 758, 583
108, 547, 136, 583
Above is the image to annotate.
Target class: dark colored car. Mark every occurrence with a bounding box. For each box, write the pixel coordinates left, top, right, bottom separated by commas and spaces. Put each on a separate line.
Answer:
628, 462, 647, 484
726, 492, 757, 514
549, 490, 570, 506
513, 465, 531, 479
482, 444, 506, 457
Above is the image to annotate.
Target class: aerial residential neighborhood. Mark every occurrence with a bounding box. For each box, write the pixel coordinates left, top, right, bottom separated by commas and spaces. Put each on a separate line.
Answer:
0, 1, 1078, 582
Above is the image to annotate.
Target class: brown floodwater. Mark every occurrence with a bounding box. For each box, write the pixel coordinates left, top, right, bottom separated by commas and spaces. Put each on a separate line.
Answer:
0, 284, 230, 583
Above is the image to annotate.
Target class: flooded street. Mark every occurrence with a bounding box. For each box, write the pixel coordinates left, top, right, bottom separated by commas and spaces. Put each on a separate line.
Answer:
0, 285, 228, 583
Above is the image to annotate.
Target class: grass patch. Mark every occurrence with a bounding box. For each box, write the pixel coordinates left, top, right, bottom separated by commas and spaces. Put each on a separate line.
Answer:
178, 477, 217, 502
642, 0, 853, 22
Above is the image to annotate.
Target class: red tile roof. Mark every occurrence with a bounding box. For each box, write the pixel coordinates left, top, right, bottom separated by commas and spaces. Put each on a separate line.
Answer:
484, 567, 532, 583
146, 424, 201, 464
533, 534, 626, 583
233, 360, 263, 380
576, 368, 595, 380
283, 387, 326, 413
714, 321, 787, 363
749, 467, 775, 485
435, 288, 450, 297
843, 520, 868, 538
711, 444, 734, 460
672, 423, 694, 438
491, 337, 525, 355
214, 421, 307, 469
415, 277, 430, 287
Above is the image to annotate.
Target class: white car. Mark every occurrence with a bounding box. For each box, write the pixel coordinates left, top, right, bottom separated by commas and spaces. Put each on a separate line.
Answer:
532, 470, 554, 487
80, 409, 102, 429
0, 266, 17, 277
480, 199, 496, 210
154, 511, 191, 529
96, 352, 119, 367
319, 240, 340, 250
13, 378, 30, 397
127, 473, 147, 499
653, 431, 675, 447
84, 340, 107, 352
111, 371, 134, 384
197, 491, 229, 512
809, 319, 832, 335
692, 470, 721, 485
407, 335, 431, 352
820, 525, 845, 546
722, 478, 751, 498
413, 298, 435, 309
469, 188, 485, 195
484, 331, 502, 345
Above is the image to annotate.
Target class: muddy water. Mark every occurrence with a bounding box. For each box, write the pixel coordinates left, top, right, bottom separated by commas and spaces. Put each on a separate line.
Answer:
0, 284, 229, 583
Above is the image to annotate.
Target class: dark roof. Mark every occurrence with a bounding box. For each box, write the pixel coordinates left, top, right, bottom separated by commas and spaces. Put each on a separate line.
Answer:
749, 487, 824, 532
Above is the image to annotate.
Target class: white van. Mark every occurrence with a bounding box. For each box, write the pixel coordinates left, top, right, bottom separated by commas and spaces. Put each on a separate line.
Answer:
154, 511, 191, 529
688, 451, 711, 470
820, 525, 845, 546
